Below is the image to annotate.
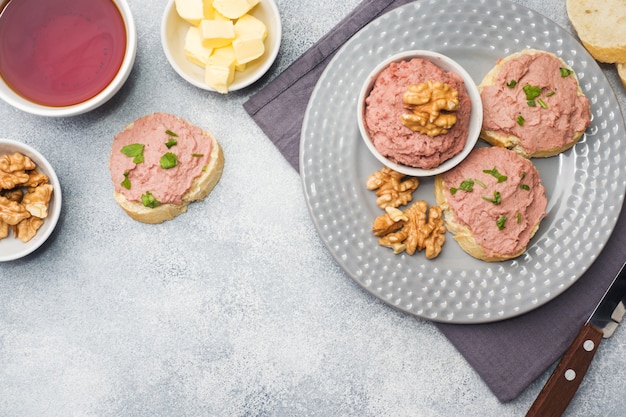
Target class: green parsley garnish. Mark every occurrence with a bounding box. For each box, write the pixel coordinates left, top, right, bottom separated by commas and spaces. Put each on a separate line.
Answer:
483, 167, 508, 183
517, 212, 522, 224
191, 153, 204, 157
506, 80, 517, 88
202, 165, 207, 172
560, 67, 574, 77
120, 143, 145, 164
121, 171, 131, 190
160, 152, 178, 169
546, 91, 556, 97
165, 138, 177, 149
141, 191, 161, 208
496, 215, 507, 230
474, 178, 487, 188
523, 84, 542, 100
537, 98, 548, 109
450, 179, 475, 195
517, 115, 525, 126
482, 191, 502, 205
519, 171, 530, 190
165, 129, 178, 137
523, 84, 542, 106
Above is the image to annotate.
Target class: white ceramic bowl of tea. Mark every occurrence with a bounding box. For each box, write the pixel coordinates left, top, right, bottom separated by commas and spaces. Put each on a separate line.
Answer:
0, 0, 137, 117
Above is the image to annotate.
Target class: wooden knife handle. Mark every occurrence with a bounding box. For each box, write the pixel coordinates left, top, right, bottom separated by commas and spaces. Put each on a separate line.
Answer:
525, 322, 603, 417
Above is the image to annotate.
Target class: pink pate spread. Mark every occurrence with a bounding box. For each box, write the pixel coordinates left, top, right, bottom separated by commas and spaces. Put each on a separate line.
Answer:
363, 58, 472, 170
480, 52, 591, 154
440, 146, 547, 258
109, 113, 212, 205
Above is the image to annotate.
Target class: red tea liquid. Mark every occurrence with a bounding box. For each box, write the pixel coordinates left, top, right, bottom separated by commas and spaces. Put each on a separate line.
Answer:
0, 0, 127, 107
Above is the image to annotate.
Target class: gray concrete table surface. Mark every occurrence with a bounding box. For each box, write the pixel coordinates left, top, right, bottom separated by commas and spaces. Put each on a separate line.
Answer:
1, 0, 625, 416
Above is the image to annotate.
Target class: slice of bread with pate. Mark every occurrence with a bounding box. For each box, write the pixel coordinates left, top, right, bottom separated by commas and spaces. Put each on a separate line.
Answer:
109, 112, 224, 224
478, 49, 591, 158
434, 146, 547, 262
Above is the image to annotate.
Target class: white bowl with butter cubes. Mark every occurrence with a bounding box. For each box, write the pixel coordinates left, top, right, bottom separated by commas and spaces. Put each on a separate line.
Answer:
161, 0, 281, 93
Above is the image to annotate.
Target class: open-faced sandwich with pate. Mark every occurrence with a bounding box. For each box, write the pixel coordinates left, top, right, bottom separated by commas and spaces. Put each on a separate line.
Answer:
478, 49, 591, 158
434, 146, 547, 262
109, 112, 224, 224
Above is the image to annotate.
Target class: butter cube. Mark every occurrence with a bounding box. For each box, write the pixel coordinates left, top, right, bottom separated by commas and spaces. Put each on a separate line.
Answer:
212, 0, 259, 19
175, 0, 204, 25
202, 0, 215, 18
200, 19, 235, 48
233, 14, 267, 40
205, 65, 233, 94
205, 46, 236, 93
206, 45, 236, 67
232, 37, 265, 65
184, 26, 213, 67
202, 0, 229, 20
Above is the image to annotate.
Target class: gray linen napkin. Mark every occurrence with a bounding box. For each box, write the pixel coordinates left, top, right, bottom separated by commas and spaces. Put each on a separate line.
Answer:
244, 0, 626, 402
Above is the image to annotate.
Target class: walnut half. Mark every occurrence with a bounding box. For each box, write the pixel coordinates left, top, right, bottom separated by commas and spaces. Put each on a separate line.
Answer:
401, 81, 460, 137
377, 200, 446, 258
366, 167, 419, 209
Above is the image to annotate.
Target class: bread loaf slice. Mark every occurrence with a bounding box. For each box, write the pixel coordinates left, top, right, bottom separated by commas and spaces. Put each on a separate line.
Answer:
566, 0, 626, 63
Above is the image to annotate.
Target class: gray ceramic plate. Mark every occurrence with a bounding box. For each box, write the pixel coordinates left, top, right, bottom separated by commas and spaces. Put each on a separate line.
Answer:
300, 0, 626, 323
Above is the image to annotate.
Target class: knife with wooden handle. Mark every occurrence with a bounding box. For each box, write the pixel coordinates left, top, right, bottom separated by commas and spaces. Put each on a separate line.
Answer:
526, 261, 626, 417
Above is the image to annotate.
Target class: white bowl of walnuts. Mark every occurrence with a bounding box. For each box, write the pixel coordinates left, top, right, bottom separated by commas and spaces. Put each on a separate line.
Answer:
0, 138, 62, 261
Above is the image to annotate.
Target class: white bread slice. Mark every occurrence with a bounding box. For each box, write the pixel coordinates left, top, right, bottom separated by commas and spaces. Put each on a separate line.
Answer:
113, 132, 224, 224
478, 49, 588, 158
566, 0, 626, 63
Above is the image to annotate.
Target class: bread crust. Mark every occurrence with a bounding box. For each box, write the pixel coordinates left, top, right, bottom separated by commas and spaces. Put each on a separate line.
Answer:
617, 63, 626, 90
113, 129, 224, 224
478, 49, 587, 158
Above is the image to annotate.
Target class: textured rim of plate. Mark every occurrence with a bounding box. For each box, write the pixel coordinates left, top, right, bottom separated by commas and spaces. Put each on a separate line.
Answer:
300, 0, 626, 323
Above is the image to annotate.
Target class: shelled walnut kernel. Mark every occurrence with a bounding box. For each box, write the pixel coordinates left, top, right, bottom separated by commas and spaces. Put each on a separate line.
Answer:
0, 152, 53, 243
367, 166, 446, 259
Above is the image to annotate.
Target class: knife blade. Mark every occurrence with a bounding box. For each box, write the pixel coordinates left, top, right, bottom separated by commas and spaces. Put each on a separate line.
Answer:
525, 260, 626, 417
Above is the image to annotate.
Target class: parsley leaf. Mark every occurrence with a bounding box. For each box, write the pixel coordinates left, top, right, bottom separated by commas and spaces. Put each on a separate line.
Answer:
120, 144, 145, 164
160, 152, 178, 169
483, 167, 508, 183
121, 171, 131, 190
141, 191, 161, 208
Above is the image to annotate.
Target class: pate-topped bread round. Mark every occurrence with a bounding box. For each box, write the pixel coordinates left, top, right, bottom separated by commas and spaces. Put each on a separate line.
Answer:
109, 112, 224, 224
434, 146, 547, 262
478, 49, 591, 158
